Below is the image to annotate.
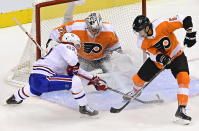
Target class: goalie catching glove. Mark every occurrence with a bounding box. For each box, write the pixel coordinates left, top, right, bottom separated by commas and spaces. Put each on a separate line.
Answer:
88, 76, 108, 91
67, 63, 80, 76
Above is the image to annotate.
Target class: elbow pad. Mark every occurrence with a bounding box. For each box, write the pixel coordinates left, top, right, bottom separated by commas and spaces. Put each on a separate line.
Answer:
67, 63, 80, 76
183, 16, 193, 31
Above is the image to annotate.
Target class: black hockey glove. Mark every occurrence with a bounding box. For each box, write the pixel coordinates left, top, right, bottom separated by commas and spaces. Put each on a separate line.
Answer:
156, 54, 171, 66
184, 31, 196, 48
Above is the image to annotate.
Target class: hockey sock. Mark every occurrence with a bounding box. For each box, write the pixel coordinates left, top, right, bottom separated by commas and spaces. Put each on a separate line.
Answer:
71, 75, 88, 106
14, 85, 36, 102
71, 90, 88, 106
176, 72, 190, 105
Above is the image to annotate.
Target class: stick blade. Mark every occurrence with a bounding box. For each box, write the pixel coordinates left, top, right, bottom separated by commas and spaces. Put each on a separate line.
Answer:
110, 107, 121, 113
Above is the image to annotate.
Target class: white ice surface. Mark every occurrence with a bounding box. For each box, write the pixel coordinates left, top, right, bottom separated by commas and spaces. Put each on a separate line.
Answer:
1, 0, 199, 130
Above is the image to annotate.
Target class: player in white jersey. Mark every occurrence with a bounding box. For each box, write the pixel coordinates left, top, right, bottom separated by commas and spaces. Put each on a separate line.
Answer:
6, 33, 108, 116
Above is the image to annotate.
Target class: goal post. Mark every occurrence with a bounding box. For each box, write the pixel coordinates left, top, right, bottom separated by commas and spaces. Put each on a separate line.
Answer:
7, 0, 147, 86
35, 0, 79, 59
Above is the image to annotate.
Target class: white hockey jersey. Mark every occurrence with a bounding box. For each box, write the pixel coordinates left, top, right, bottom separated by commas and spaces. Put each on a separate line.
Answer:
31, 44, 93, 79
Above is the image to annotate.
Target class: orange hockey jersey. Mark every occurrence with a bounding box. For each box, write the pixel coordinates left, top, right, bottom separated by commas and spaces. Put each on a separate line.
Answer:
136, 14, 187, 66
50, 20, 121, 61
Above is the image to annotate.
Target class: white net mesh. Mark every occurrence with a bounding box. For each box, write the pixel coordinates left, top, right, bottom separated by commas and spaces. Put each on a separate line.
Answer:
7, 0, 144, 86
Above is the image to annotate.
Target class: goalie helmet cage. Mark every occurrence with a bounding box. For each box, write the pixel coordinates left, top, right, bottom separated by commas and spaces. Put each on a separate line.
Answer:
7, 0, 146, 86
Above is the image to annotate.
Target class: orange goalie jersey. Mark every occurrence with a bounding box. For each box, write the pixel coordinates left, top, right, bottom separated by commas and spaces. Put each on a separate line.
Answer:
50, 20, 120, 61
137, 15, 187, 67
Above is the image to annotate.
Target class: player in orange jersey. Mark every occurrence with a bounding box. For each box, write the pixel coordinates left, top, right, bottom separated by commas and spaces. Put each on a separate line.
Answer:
47, 12, 122, 73
127, 14, 196, 124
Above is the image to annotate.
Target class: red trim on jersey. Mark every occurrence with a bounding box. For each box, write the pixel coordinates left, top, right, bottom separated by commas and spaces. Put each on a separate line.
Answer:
22, 87, 29, 97
33, 66, 56, 74
47, 76, 72, 82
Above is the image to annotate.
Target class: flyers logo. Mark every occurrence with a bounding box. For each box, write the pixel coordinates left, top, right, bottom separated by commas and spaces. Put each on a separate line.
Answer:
153, 37, 171, 52
83, 42, 102, 53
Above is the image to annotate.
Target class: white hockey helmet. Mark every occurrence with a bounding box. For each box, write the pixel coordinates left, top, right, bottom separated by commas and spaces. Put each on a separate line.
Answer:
61, 33, 81, 49
85, 12, 103, 36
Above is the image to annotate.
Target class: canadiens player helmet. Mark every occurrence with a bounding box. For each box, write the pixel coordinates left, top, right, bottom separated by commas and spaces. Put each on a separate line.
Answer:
85, 12, 103, 36
62, 33, 81, 48
132, 15, 151, 32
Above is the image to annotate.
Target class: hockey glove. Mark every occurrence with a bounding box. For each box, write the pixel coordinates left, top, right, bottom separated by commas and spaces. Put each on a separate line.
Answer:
88, 76, 108, 91
67, 63, 80, 76
184, 31, 196, 48
156, 54, 171, 66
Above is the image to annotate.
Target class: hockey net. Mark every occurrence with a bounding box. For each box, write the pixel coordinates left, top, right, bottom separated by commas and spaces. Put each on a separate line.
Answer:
7, 0, 146, 87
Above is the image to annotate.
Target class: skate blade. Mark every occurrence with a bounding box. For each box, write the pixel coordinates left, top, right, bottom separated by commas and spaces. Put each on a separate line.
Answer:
173, 118, 191, 125
80, 114, 99, 119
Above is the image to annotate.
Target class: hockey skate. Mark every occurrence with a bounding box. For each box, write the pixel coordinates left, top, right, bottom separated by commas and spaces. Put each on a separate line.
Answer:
6, 95, 23, 104
174, 105, 191, 125
79, 105, 99, 116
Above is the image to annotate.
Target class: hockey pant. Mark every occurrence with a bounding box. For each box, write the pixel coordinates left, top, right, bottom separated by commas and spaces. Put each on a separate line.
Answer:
132, 52, 190, 106
14, 74, 88, 106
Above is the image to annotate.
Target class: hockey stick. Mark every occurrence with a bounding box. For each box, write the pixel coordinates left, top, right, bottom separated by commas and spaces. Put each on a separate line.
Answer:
78, 73, 163, 104
12, 18, 45, 53
107, 87, 164, 104
109, 48, 187, 113
110, 67, 165, 113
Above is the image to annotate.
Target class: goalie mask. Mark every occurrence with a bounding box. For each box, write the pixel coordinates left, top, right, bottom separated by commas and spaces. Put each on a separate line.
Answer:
85, 13, 103, 37
61, 33, 81, 49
